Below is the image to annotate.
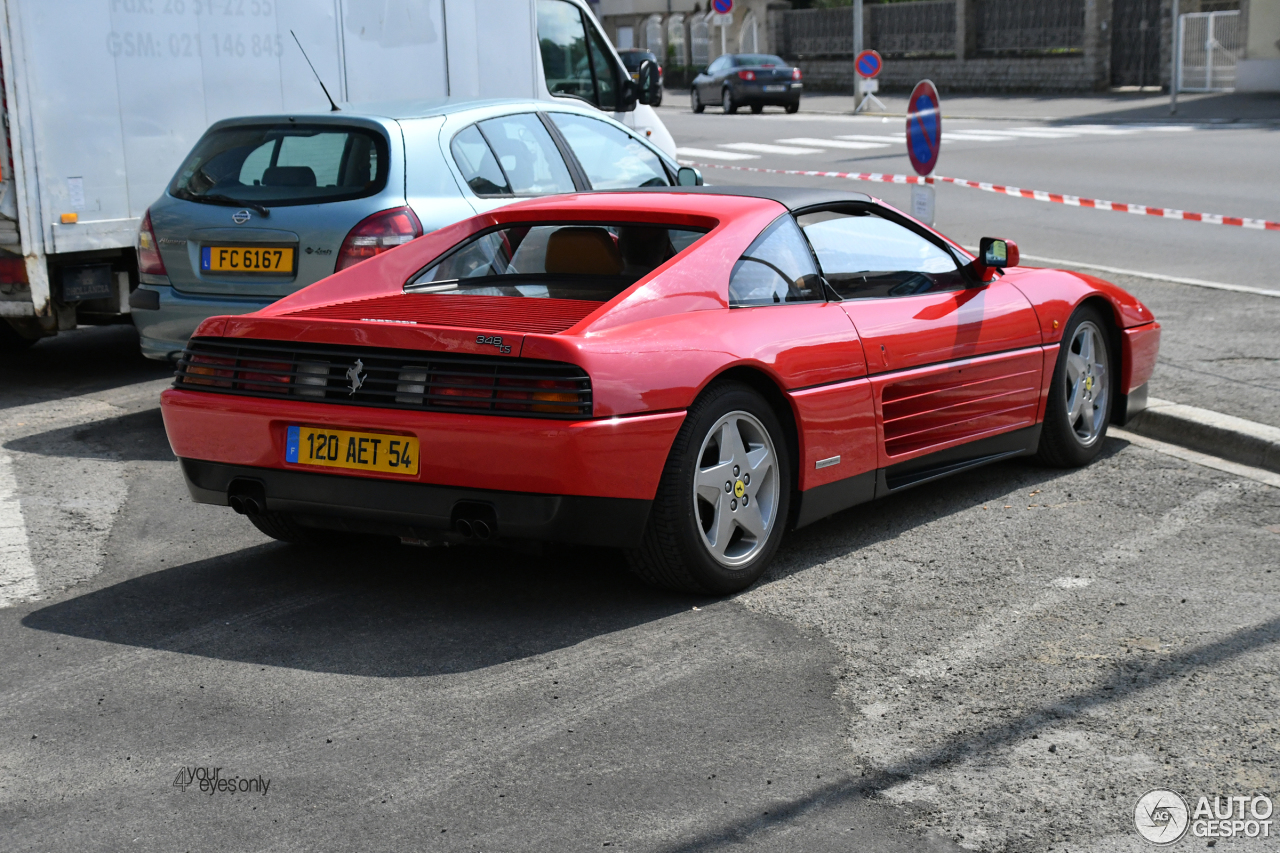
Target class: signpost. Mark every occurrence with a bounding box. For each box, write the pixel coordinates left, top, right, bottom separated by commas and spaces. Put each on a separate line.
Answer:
712, 0, 733, 57
853, 49, 884, 113
906, 79, 941, 226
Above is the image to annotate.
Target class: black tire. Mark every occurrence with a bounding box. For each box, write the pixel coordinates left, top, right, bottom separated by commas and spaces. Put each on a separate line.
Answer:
721, 88, 737, 114
691, 88, 704, 114
785, 102, 800, 114
1035, 305, 1114, 467
750, 104, 763, 114
627, 382, 791, 595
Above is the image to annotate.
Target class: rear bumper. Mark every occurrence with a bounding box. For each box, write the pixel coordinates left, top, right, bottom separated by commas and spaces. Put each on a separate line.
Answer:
131, 284, 275, 361
180, 459, 652, 547
734, 82, 802, 104
162, 389, 685, 498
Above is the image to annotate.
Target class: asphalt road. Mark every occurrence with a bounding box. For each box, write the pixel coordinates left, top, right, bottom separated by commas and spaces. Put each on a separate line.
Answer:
658, 104, 1280, 429
2, 326, 1277, 852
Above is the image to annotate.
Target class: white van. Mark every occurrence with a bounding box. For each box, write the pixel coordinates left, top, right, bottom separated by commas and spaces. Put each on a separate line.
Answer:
0, 0, 671, 350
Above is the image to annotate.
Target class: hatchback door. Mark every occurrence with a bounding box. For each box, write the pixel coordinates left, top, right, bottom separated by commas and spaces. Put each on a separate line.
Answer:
151, 118, 405, 299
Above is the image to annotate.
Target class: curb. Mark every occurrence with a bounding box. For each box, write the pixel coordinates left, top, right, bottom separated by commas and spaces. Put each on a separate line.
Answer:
1124, 397, 1280, 475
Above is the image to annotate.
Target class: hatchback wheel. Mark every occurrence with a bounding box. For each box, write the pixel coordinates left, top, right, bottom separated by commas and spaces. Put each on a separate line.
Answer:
691, 88, 705, 113
722, 88, 737, 114
785, 102, 800, 114
1035, 306, 1113, 467
627, 382, 790, 594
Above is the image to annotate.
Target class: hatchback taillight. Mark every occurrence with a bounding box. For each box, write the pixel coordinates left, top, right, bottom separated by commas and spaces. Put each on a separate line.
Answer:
737, 70, 756, 81
138, 209, 167, 275
335, 206, 423, 272
792, 67, 803, 81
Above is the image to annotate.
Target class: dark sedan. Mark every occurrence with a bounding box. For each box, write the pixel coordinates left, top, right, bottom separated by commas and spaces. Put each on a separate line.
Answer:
691, 53, 802, 114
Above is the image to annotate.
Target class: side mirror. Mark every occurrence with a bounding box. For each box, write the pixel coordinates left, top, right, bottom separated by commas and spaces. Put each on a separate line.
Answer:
979, 237, 1019, 269
637, 59, 662, 106
619, 77, 638, 112
676, 166, 703, 186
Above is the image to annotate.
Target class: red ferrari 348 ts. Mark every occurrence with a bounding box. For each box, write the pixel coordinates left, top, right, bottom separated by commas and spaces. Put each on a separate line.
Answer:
161, 188, 1160, 593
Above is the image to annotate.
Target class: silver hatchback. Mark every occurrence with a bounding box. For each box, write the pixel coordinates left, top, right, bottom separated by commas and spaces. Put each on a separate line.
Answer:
132, 99, 697, 360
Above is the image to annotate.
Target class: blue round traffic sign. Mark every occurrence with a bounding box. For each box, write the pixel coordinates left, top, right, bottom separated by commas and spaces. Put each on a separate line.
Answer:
906, 79, 941, 176
712, 0, 733, 13
855, 49, 882, 78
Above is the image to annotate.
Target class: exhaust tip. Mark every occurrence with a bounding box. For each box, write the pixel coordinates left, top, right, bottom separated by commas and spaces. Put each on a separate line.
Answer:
472, 519, 491, 540
455, 518, 473, 538
242, 497, 262, 515
229, 495, 246, 515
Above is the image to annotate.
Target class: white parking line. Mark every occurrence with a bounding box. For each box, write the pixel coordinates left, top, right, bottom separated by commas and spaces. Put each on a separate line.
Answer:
674, 147, 759, 161
944, 132, 1019, 141
775, 137, 890, 150
1012, 251, 1280, 298
721, 141, 825, 155
837, 134, 905, 143
0, 452, 38, 608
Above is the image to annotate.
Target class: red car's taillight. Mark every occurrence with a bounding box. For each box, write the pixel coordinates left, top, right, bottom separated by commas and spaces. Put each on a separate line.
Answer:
495, 378, 582, 415
238, 360, 292, 393
335, 206, 423, 272
138, 209, 167, 275
792, 67, 803, 81
185, 354, 234, 388
737, 70, 756, 81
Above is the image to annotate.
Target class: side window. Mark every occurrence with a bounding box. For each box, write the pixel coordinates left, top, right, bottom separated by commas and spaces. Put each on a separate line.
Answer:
450, 125, 511, 196
796, 210, 965, 299
475, 114, 576, 196
586, 24, 619, 111
728, 215, 823, 307
549, 113, 669, 189
537, 0, 618, 110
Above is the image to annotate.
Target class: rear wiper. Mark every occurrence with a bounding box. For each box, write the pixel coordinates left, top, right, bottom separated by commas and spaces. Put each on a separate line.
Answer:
175, 188, 270, 218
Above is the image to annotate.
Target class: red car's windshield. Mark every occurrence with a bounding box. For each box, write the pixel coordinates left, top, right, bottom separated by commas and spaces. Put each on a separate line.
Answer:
406, 222, 706, 301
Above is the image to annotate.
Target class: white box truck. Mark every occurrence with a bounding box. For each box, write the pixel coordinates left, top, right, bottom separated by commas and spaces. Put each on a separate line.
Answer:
0, 0, 674, 350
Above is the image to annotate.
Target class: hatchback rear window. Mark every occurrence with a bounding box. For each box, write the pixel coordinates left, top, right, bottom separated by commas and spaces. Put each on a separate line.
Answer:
406, 222, 706, 302
170, 124, 389, 207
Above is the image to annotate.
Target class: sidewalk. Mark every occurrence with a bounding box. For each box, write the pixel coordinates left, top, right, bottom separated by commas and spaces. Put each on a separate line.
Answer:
744, 90, 1280, 124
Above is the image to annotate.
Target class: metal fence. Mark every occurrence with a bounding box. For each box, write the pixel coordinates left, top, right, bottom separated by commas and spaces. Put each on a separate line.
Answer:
1177, 11, 1242, 91
780, 7, 853, 58
975, 0, 1085, 55
868, 0, 955, 58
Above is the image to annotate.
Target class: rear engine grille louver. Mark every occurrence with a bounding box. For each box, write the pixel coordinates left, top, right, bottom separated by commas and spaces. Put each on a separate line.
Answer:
174, 338, 592, 418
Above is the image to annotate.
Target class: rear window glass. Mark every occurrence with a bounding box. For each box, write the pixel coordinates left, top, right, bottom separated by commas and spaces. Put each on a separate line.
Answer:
170, 124, 388, 207
620, 51, 656, 70
406, 222, 706, 302
734, 54, 785, 67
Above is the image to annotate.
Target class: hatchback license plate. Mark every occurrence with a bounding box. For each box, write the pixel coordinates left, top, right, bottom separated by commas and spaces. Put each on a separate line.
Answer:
202, 245, 294, 274
286, 425, 419, 475
763, 85, 786, 92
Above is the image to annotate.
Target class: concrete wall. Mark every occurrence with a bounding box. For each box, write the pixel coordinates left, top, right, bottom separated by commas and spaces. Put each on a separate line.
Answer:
1237, 0, 1280, 90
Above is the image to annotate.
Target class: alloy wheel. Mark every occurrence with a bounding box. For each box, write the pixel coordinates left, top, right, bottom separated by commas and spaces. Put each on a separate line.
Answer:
1064, 320, 1109, 445
692, 411, 779, 567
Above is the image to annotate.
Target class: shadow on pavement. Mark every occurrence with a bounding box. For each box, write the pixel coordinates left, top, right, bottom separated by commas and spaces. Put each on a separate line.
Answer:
1055, 91, 1280, 124
5, 407, 173, 462
0, 324, 172, 407
23, 538, 700, 678
653, 612, 1280, 852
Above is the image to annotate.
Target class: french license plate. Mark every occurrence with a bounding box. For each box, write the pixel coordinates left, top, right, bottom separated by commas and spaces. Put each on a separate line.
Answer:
286, 425, 419, 475
202, 245, 294, 274
763, 85, 786, 92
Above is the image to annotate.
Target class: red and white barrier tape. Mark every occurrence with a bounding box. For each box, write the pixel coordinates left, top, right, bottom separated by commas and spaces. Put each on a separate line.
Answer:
681, 161, 1280, 232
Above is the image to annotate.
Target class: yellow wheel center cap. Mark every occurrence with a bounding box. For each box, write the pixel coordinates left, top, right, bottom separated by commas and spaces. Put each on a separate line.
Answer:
1085, 376, 1094, 392
734, 480, 745, 498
